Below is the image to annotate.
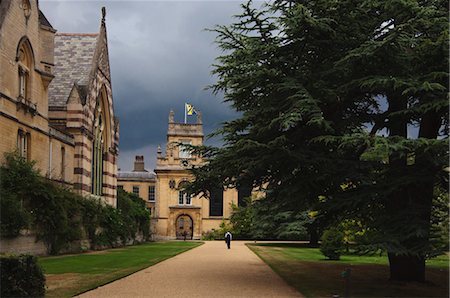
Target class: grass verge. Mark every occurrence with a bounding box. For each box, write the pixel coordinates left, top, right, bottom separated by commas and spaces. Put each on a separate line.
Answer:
248, 243, 449, 298
39, 241, 202, 297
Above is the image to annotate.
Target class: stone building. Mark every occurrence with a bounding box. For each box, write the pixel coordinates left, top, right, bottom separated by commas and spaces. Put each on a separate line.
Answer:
152, 110, 252, 240
0, 0, 118, 206
118, 156, 156, 214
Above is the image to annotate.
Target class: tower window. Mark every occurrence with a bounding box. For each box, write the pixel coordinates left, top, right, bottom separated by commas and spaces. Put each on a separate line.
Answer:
178, 190, 192, 205
179, 140, 192, 159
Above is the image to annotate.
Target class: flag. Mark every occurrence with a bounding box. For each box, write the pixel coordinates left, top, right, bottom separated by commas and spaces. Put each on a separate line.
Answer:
186, 103, 196, 115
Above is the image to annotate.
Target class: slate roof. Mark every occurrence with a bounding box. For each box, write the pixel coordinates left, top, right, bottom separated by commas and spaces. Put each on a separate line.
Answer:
48, 33, 98, 107
39, 10, 53, 28
118, 171, 156, 181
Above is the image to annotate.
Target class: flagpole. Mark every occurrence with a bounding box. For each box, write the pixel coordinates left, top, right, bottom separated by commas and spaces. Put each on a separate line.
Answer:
184, 103, 187, 124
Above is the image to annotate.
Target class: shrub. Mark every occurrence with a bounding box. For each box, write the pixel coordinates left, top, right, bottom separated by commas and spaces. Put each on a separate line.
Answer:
0, 151, 151, 254
0, 255, 45, 297
0, 192, 30, 238
202, 220, 232, 240
201, 230, 219, 240
320, 227, 345, 260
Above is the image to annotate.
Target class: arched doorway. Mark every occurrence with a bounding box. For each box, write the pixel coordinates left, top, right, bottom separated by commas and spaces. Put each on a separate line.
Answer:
176, 214, 193, 240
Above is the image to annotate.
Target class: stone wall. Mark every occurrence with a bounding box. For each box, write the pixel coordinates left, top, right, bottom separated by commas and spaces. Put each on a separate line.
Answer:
0, 230, 149, 256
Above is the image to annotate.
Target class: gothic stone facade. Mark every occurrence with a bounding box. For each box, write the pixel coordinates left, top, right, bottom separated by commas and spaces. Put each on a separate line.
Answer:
0, 0, 118, 206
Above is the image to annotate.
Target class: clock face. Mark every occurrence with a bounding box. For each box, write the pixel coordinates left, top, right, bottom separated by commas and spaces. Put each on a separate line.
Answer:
181, 159, 189, 167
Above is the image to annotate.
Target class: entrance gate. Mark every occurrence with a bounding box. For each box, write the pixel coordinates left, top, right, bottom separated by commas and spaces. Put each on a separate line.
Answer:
176, 215, 193, 240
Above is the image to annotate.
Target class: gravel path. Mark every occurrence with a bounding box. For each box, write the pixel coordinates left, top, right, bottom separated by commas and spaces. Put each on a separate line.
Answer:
78, 241, 302, 297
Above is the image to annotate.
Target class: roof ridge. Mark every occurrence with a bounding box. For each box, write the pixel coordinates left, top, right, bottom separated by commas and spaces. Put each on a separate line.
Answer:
56, 33, 99, 36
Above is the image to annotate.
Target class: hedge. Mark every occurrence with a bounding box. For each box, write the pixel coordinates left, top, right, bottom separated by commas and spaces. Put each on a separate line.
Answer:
0, 255, 45, 297
0, 151, 151, 255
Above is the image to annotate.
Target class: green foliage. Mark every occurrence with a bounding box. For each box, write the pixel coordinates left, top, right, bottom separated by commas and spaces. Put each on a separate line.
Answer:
320, 228, 345, 260
0, 254, 45, 297
229, 197, 312, 240
186, 0, 448, 280
0, 192, 30, 238
0, 152, 150, 254
202, 220, 232, 240
429, 187, 449, 255
229, 199, 255, 239
117, 189, 151, 241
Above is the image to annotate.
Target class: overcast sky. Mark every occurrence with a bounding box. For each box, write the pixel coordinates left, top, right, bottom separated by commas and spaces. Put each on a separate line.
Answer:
40, 0, 248, 171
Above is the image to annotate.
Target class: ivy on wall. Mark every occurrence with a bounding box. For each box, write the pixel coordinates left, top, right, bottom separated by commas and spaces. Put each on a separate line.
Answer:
0, 152, 151, 255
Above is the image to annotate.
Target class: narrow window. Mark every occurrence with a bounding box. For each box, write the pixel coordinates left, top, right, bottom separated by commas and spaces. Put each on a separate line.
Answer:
185, 194, 192, 205
17, 46, 31, 99
19, 68, 27, 97
61, 147, 65, 180
178, 191, 184, 205
91, 101, 104, 196
17, 130, 30, 160
133, 186, 140, 196
148, 186, 155, 202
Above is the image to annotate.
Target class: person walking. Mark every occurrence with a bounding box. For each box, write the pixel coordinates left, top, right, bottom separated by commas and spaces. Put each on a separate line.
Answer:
224, 231, 232, 249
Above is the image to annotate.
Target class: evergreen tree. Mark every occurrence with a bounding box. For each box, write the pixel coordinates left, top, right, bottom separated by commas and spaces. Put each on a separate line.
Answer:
187, 0, 448, 281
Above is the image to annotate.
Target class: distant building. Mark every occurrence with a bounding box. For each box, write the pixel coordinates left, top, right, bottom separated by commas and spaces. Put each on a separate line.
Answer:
0, 0, 119, 206
118, 156, 156, 215
152, 110, 251, 240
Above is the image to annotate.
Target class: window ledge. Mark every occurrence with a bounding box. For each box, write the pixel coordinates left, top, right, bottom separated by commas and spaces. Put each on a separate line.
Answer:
16, 96, 37, 115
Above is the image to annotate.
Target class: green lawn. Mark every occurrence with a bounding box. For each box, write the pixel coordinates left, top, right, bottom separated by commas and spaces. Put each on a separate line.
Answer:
256, 242, 449, 268
39, 241, 202, 297
249, 243, 449, 298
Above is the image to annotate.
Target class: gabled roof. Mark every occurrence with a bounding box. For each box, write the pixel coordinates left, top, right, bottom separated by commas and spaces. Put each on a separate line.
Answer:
48, 33, 98, 107
38, 10, 53, 28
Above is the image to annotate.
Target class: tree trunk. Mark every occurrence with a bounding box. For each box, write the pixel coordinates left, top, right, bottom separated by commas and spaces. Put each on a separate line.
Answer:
388, 253, 425, 282
308, 223, 319, 247
385, 100, 442, 282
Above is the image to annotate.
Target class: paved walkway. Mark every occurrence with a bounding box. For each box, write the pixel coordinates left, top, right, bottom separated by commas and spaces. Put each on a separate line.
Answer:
78, 241, 302, 297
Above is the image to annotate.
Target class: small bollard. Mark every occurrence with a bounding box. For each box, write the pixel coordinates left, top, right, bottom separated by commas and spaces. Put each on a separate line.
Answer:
332, 294, 340, 298
341, 268, 351, 298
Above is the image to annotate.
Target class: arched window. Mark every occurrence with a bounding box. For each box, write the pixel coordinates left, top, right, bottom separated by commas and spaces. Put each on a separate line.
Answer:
92, 103, 104, 195
17, 40, 33, 99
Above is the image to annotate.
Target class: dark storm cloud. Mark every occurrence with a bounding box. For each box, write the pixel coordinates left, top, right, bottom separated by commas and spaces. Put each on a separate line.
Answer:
40, 1, 244, 171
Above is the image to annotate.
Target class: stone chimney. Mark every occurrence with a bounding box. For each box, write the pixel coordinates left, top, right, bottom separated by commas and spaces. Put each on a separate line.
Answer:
133, 155, 146, 172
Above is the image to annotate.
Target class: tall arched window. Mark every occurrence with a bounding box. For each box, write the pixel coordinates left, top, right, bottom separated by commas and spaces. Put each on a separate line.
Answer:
17, 40, 33, 99
91, 87, 111, 196
92, 104, 104, 195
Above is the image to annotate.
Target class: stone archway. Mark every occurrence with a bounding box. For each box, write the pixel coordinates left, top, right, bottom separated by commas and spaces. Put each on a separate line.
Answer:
175, 214, 193, 240
175, 214, 194, 240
